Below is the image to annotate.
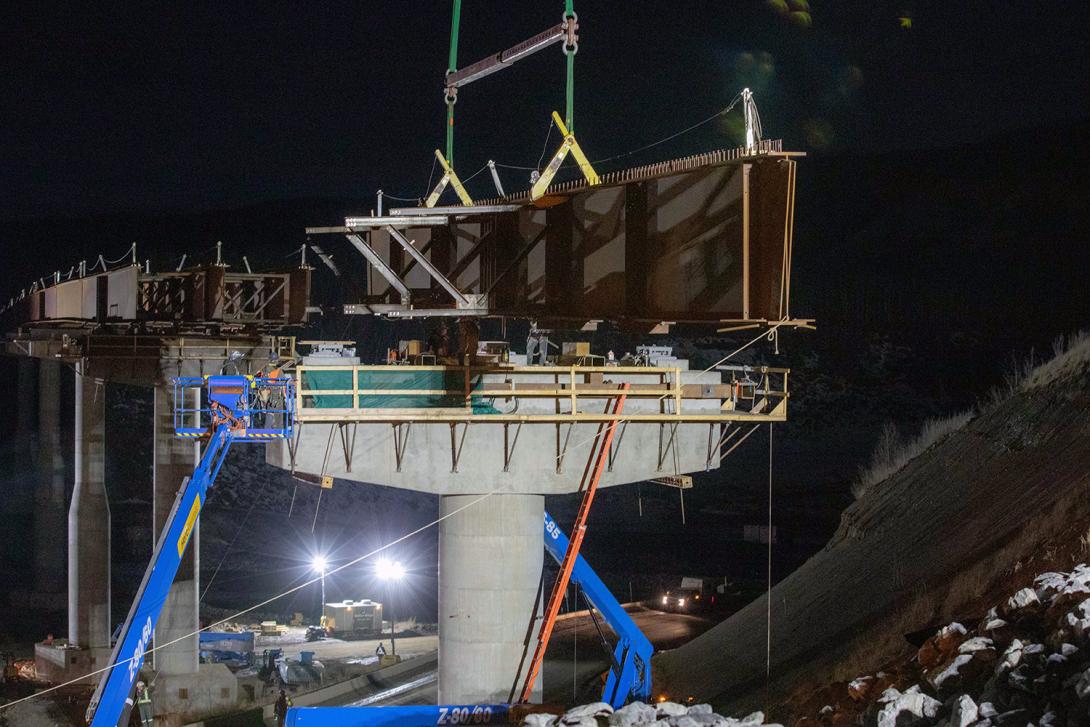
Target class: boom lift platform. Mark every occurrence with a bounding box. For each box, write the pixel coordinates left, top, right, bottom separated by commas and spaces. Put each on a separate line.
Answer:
85, 375, 294, 727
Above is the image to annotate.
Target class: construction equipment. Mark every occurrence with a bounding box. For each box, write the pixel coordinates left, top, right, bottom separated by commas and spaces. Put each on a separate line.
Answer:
530, 110, 600, 201
284, 511, 651, 725
85, 374, 294, 727
519, 384, 629, 702
542, 510, 653, 707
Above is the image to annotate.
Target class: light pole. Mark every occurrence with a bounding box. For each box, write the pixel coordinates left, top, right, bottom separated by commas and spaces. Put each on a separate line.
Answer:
312, 556, 328, 625
376, 558, 404, 656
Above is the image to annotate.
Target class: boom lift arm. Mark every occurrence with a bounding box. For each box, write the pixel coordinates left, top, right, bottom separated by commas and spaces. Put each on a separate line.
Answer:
542, 510, 653, 707
86, 375, 294, 726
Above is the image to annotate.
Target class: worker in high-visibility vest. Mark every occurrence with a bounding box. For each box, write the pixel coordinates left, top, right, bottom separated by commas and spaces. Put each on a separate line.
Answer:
135, 680, 153, 726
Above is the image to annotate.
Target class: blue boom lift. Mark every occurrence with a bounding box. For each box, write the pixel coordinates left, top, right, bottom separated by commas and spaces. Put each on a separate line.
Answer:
284, 511, 653, 726
85, 374, 295, 727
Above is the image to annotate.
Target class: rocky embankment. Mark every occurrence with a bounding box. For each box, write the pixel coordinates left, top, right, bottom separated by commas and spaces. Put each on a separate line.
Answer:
795, 564, 1090, 727
523, 701, 784, 727
654, 341, 1090, 718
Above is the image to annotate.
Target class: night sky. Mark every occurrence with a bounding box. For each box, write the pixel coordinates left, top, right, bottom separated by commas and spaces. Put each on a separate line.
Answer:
3, 2, 1088, 218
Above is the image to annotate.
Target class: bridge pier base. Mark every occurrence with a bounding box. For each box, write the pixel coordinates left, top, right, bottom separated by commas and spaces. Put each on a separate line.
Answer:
58, 363, 113, 685
438, 493, 543, 704
35, 359, 66, 601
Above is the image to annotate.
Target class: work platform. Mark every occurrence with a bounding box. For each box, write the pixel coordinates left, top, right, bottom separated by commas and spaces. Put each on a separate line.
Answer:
271, 360, 787, 496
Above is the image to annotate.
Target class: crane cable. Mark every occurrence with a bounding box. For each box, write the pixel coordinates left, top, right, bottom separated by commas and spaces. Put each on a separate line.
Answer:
765, 422, 774, 706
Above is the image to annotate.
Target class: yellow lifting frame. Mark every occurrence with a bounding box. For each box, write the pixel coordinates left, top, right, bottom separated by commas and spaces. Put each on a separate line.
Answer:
530, 111, 600, 201
425, 149, 475, 208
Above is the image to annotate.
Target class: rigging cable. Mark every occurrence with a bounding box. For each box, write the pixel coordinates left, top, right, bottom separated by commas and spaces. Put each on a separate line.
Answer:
765, 422, 774, 705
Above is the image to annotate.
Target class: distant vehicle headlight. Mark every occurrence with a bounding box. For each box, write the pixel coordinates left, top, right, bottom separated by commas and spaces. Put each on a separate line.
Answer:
678, 598, 686, 607
662, 596, 668, 605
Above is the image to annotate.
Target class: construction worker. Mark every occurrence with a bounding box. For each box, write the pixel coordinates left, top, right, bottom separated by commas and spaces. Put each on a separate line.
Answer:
135, 680, 153, 726
274, 689, 292, 727
375, 642, 387, 657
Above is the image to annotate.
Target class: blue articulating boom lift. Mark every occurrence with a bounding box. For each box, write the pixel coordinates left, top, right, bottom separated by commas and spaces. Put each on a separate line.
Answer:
85, 374, 295, 727
284, 511, 653, 726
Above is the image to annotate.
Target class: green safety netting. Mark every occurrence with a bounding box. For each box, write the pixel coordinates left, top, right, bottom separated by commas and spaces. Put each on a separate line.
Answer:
300, 369, 501, 414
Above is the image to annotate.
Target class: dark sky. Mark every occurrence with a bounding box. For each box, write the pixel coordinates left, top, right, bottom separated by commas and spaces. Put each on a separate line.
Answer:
2, 1, 1087, 217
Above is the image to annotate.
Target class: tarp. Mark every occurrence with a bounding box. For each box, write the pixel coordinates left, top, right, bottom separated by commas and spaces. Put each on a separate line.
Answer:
300, 369, 500, 414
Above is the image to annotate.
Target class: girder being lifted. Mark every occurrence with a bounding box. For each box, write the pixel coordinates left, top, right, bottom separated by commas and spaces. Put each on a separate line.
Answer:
307, 141, 800, 328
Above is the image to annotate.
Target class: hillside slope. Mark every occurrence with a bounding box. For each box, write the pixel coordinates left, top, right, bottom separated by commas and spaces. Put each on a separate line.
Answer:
653, 344, 1090, 717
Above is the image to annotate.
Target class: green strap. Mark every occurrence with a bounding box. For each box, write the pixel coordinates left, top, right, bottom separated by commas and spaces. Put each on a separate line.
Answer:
446, 0, 462, 164
564, 0, 575, 132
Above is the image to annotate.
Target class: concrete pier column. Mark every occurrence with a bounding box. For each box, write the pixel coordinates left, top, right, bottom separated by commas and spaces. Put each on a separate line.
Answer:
438, 493, 544, 704
68, 363, 110, 648
152, 383, 199, 675
36, 360, 66, 595
16, 357, 37, 444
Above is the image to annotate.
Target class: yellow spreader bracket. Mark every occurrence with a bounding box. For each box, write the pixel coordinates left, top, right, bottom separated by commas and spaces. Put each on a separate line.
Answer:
531, 111, 600, 201
425, 149, 475, 208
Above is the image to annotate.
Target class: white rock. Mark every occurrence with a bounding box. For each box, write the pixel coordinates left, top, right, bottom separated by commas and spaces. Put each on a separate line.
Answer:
1062, 643, 1079, 656
1034, 572, 1067, 600
932, 654, 973, 688
686, 705, 714, 715
876, 691, 941, 727
1023, 643, 1045, 655
737, 712, 764, 726
979, 702, 998, 718
523, 715, 558, 727
951, 694, 979, 727
1076, 668, 1090, 700
1008, 588, 1040, 610
878, 687, 902, 704
959, 637, 994, 654
656, 702, 689, 717
610, 701, 658, 726
818, 705, 834, 715
559, 719, 597, 727
940, 623, 968, 638
996, 639, 1023, 675
672, 716, 729, 727
984, 618, 1008, 631
565, 702, 614, 719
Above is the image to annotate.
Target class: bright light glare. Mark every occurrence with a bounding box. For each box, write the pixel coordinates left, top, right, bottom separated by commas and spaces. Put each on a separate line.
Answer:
678, 598, 686, 607
376, 557, 405, 581
661, 596, 668, 605
312, 556, 328, 574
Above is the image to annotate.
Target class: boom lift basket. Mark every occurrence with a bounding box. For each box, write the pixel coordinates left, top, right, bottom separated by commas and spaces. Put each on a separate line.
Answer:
172, 375, 296, 440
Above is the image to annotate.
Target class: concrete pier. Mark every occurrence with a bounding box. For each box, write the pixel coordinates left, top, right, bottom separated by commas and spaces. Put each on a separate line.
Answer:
35, 360, 66, 596
438, 493, 543, 704
68, 363, 110, 649
152, 383, 199, 675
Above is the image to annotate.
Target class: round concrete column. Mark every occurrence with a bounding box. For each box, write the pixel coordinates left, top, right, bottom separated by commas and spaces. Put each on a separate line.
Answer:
68, 363, 110, 649
438, 493, 543, 704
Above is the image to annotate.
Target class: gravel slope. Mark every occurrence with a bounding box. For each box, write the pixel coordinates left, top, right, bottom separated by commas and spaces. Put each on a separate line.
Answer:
654, 363, 1090, 717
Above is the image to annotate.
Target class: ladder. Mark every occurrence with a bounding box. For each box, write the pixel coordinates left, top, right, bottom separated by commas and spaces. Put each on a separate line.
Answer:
518, 383, 629, 703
